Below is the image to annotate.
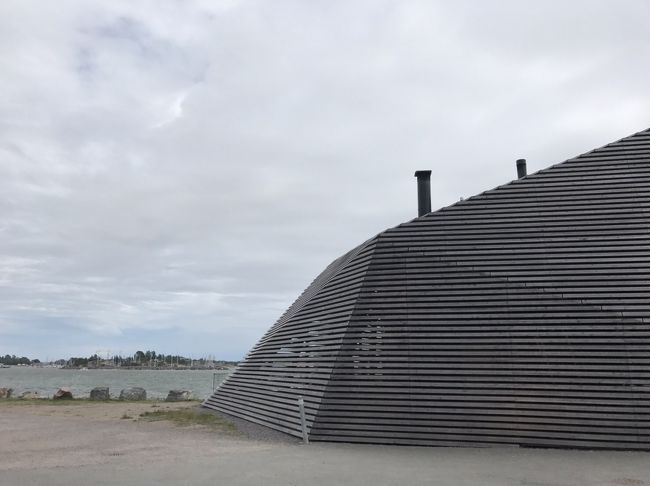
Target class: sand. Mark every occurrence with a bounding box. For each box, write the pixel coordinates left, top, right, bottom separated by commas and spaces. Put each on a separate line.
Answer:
0, 401, 268, 472
1, 400, 650, 486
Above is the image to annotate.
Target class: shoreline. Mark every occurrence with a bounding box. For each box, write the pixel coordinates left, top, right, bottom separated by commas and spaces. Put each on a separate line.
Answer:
0, 366, 228, 400
1, 397, 203, 404
2, 365, 235, 371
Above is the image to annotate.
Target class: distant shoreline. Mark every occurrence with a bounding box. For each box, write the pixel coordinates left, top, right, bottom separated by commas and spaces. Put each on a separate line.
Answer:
2, 364, 235, 371
63, 366, 235, 371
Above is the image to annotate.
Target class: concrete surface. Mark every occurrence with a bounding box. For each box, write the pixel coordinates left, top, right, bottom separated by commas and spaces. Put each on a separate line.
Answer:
1, 402, 649, 486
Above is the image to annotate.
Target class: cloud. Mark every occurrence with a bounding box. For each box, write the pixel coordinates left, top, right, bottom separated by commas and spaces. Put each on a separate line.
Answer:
1, 0, 650, 360
153, 91, 188, 128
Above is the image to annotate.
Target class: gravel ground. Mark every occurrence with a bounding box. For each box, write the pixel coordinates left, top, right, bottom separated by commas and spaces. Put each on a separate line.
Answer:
2, 400, 650, 486
203, 408, 300, 444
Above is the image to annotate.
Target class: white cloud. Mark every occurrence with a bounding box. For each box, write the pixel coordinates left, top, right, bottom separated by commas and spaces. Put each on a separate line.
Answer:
153, 91, 188, 128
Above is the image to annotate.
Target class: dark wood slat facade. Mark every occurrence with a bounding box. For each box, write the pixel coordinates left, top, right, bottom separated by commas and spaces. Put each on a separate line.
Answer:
203, 128, 650, 449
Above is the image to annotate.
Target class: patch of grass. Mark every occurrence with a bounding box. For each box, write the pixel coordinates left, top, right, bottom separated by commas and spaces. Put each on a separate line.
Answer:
139, 408, 237, 433
121, 413, 132, 419
0, 398, 95, 406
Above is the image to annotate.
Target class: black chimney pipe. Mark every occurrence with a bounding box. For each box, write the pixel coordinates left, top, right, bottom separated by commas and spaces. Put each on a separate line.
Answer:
516, 159, 527, 179
414, 170, 432, 217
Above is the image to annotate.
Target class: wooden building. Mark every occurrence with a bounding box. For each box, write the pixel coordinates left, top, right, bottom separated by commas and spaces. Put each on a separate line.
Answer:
204, 128, 650, 449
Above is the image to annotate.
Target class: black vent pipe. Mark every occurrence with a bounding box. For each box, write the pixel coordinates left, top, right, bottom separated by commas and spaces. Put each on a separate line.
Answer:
516, 159, 527, 179
414, 170, 432, 217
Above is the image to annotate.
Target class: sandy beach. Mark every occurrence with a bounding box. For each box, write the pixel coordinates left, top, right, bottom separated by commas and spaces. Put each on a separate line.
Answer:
1, 400, 650, 486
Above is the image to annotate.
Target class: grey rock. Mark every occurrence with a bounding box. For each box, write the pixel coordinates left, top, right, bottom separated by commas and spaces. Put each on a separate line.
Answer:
90, 387, 110, 400
119, 387, 146, 401
20, 391, 42, 399
53, 387, 73, 400
0, 387, 13, 399
166, 389, 192, 402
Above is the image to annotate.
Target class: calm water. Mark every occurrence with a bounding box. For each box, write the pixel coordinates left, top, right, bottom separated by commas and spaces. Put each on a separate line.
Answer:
0, 367, 231, 400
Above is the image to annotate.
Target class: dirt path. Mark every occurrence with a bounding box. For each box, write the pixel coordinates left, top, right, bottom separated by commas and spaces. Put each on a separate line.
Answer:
1, 401, 649, 486
0, 401, 271, 473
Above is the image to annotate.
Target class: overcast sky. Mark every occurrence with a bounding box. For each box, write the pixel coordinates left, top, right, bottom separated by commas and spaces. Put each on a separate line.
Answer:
1, 0, 649, 361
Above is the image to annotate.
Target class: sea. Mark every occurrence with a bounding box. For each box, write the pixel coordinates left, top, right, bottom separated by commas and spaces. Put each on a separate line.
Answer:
0, 366, 232, 400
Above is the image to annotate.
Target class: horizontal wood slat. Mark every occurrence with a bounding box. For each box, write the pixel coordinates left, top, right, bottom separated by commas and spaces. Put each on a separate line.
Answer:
205, 128, 650, 449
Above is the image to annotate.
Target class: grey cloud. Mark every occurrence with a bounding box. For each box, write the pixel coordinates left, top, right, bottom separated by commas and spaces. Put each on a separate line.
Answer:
1, 0, 649, 360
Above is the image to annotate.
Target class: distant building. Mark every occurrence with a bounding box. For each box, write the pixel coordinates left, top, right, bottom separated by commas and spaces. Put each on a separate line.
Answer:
204, 129, 650, 449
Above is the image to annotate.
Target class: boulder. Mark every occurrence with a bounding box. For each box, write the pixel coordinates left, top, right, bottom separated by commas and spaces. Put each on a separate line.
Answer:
165, 389, 192, 402
119, 387, 146, 401
89, 387, 110, 400
53, 387, 73, 400
20, 391, 42, 399
0, 387, 13, 399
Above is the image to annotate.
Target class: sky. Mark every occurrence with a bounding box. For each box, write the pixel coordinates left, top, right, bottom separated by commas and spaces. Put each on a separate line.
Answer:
1, 0, 650, 361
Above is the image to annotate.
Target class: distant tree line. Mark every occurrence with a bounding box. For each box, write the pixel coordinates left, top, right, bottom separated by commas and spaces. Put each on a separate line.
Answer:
1, 351, 237, 368
64, 350, 237, 368
1, 354, 40, 365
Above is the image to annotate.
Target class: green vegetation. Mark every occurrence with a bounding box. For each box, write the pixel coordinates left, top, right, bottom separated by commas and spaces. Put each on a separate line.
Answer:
0, 398, 105, 406
1, 354, 39, 366
2, 350, 238, 369
139, 408, 237, 432
65, 350, 237, 369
